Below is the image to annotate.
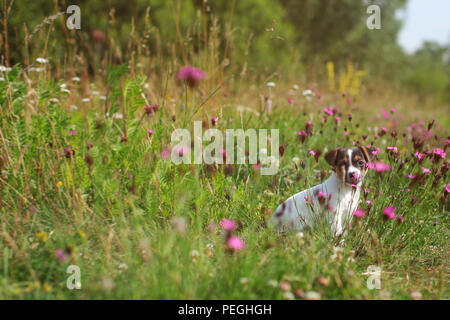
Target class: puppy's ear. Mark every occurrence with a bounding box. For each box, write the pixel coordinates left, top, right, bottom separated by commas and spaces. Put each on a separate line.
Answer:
359, 145, 374, 162
324, 148, 340, 166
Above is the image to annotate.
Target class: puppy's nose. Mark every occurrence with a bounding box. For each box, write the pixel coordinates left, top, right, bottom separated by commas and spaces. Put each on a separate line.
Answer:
349, 172, 359, 183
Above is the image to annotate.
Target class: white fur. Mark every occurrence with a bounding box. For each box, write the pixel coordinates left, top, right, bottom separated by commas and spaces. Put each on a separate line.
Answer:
269, 149, 363, 237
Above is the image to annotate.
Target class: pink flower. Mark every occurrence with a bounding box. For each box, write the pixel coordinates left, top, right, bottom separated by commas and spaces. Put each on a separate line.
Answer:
227, 236, 245, 251
177, 66, 206, 88
415, 152, 425, 160
421, 167, 431, 174
220, 218, 236, 231
147, 129, 154, 136
70, 130, 77, 136
387, 146, 397, 153
344, 131, 349, 136
382, 206, 396, 220
369, 161, 390, 172
430, 148, 446, 159
297, 130, 307, 136
381, 109, 390, 119
390, 108, 396, 113
288, 98, 294, 104
366, 200, 373, 205
55, 249, 68, 263
161, 148, 171, 160
211, 117, 218, 126
397, 216, 405, 223
371, 147, 380, 156
407, 174, 416, 179
323, 108, 333, 116
308, 150, 316, 156
172, 146, 189, 158
252, 164, 261, 170
353, 209, 365, 218
445, 185, 450, 194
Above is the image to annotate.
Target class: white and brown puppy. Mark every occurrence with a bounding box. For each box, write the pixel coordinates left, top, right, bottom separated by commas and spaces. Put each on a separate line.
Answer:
269, 146, 373, 237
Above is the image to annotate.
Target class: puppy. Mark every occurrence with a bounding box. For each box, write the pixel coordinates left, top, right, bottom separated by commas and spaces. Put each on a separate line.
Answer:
269, 146, 373, 237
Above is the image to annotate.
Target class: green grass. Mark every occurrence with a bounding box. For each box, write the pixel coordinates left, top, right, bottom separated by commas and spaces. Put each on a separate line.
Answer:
0, 63, 448, 300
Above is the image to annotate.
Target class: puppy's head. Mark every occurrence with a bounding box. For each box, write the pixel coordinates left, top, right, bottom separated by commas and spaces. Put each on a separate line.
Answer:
324, 146, 373, 186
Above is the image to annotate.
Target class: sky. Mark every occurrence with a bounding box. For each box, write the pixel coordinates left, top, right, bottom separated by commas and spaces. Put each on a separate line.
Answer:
397, 0, 450, 53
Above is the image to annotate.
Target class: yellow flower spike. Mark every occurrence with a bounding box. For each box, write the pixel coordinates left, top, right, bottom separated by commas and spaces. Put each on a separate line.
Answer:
35, 231, 48, 243
57, 181, 63, 188
78, 230, 86, 239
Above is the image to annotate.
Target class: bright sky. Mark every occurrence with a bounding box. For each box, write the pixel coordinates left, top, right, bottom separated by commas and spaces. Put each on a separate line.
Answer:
397, 0, 450, 53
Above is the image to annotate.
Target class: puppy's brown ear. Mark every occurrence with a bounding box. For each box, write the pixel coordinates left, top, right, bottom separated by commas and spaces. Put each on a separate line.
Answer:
324, 148, 340, 166
359, 145, 374, 162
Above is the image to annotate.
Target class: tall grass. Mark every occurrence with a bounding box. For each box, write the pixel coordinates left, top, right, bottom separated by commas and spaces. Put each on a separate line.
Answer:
0, 3, 448, 299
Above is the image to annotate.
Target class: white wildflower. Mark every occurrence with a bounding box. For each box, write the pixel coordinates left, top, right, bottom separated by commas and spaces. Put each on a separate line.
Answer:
304, 291, 321, 300
283, 292, 295, 300
266, 82, 276, 87
36, 57, 48, 64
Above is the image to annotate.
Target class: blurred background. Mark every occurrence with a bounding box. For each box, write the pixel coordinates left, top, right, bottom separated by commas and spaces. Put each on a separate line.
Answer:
1, 0, 449, 105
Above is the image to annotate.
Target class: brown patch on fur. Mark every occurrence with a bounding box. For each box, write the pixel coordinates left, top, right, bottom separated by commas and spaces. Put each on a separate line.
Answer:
275, 202, 286, 217
359, 146, 371, 162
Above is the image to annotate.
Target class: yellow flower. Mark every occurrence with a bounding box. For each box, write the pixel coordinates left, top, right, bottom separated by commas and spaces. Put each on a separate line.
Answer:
56, 181, 63, 188
43, 283, 52, 293
35, 231, 48, 243
77, 230, 86, 239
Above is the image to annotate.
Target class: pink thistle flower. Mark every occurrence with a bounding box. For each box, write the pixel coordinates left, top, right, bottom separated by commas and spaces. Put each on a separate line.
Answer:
176, 66, 206, 88
147, 129, 154, 137
382, 206, 396, 220
387, 146, 398, 153
288, 98, 294, 104
433, 221, 438, 226
371, 147, 380, 156
397, 216, 405, 223
323, 108, 333, 116
70, 130, 77, 136
220, 218, 236, 231
421, 167, 431, 174
366, 200, 373, 205
298, 130, 307, 136
144, 105, 154, 115
211, 117, 218, 126
381, 109, 390, 120
308, 150, 316, 156
430, 148, 446, 159
344, 131, 349, 136
390, 108, 396, 113
415, 152, 425, 160
353, 209, 365, 218
161, 148, 171, 160
407, 174, 416, 179
369, 161, 390, 172
55, 249, 68, 263
227, 236, 245, 251
445, 185, 450, 194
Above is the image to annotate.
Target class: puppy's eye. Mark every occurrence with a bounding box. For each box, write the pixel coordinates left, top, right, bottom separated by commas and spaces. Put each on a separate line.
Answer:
358, 160, 365, 167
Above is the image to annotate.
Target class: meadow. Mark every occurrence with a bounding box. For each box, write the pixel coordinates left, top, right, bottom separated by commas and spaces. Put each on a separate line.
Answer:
0, 2, 449, 300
